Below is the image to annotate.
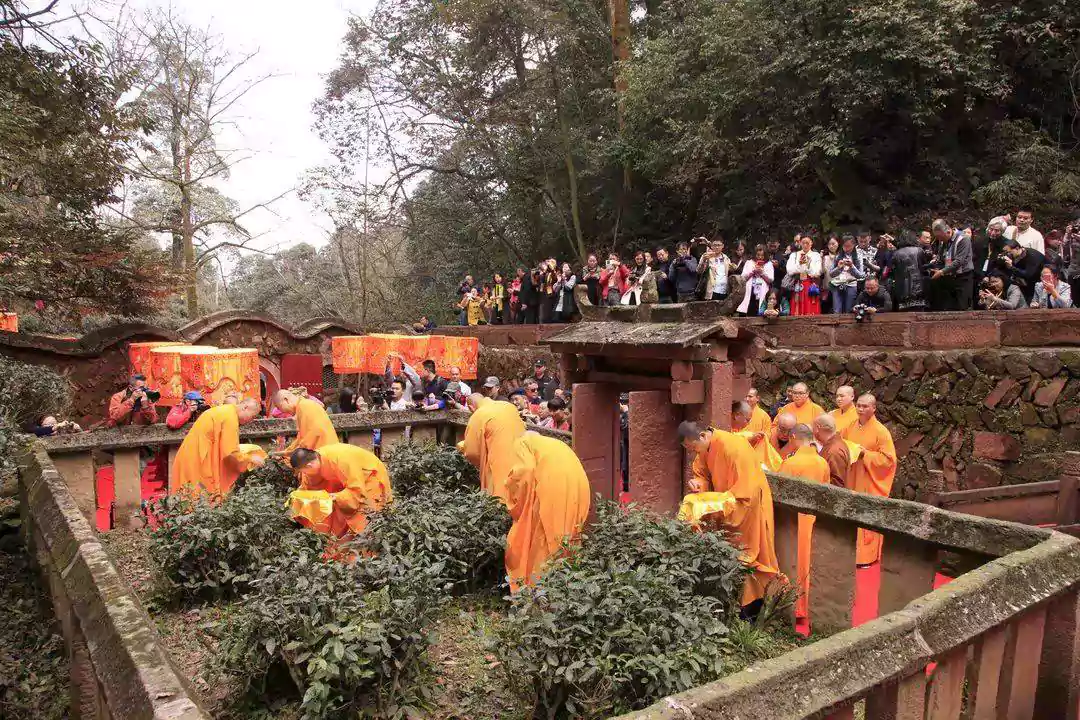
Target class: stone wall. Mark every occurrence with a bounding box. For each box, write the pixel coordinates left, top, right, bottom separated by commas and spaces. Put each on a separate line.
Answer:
745, 348, 1080, 500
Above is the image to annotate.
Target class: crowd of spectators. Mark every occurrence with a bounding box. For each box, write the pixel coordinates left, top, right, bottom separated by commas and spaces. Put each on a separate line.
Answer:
451, 209, 1078, 325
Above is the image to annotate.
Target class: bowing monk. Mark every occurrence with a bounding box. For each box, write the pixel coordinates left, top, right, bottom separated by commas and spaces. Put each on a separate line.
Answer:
736, 390, 772, 434
842, 394, 897, 566
504, 432, 590, 591
813, 413, 850, 489
460, 393, 526, 505
830, 385, 858, 435
172, 399, 263, 497
769, 412, 798, 459
679, 422, 780, 615
773, 383, 826, 428
777, 424, 830, 621
732, 401, 783, 472
274, 390, 340, 455
289, 444, 392, 537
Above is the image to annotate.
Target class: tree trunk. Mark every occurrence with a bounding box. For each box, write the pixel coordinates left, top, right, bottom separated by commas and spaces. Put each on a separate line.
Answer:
182, 153, 197, 316
546, 48, 588, 263
608, 0, 633, 245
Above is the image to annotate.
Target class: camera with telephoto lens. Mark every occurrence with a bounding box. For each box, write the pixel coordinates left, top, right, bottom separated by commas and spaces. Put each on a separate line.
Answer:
852, 304, 870, 323
369, 386, 389, 409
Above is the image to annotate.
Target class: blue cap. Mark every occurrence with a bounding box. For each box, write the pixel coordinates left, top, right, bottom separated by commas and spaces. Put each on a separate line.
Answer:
183, 391, 204, 402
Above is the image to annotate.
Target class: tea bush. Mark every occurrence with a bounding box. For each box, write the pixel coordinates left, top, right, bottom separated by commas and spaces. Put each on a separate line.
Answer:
496, 501, 749, 718
219, 546, 444, 720
357, 487, 511, 593
237, 458, 298, 496
0, 356, 70, 474
384, 440, 479, 496
149, 484, 324, 602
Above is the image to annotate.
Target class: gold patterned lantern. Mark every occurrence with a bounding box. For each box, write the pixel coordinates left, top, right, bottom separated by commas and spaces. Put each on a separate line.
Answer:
149, 346, 217, 406
128, 342, 189, 381
365, 334, 431, 376
428, 335, 479, 380
181, 347, 260, 405
0, 313, 17, 333
331, 336, 368, 374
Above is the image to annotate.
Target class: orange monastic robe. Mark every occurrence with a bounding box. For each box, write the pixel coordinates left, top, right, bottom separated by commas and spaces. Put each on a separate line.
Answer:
461, 398, 526, 505
172, 404, 247, 497
830, 406, 858, 436
300, 444, 392, 537
842, 416, 897, 565
504, 433, 590, 591
738, 431, 783, 472
777, 446, 830, 620
734, 405, 772, 435
774, 400, 826, 428
691, 430, 780, 606
283, 398, 340, 454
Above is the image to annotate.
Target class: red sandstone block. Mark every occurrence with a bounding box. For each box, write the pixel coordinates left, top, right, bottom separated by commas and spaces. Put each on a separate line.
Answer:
765, 322, 833, 348
910, 321, 1000, 350
973, 431, 1022, 462
1034, 377, 1069, 408
1001, 314, 1080, 347
1062, 452, 1080, 477
965, 462, 1004, 489
984, 378, 1020, 409
670, 361, 695, 381
833, 321, 909, 348
671, 380, 705, 405
894, 432, 925, 458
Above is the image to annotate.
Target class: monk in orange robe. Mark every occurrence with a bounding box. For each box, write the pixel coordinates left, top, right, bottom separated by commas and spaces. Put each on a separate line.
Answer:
460, 394, 526, 505
171, 400, 263, 497
842, 394, 897, 566
274, 390, 340, 454
290, 444, 392, 537
733, 401, 783, 471
773, 382, 826, 428
504, 432, 590, 591
680, 422, 780, 610
769, 412, 798, 460
777, 424, 830, 621
735, 391, 772, 434
830, 385, 858, 436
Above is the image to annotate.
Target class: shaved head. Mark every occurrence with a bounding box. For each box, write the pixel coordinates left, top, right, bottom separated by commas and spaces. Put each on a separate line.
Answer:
793, 423, 814, 443
731, 401, 752, 429
236, 398, 261, 424
273, 389, 300, 412
814, 413, 836, 433
836, 386, 855, 410
791, 383, 810, 406
746, 388, 761, 406
777, 413, 797, 431
466, 393, 486, 412
856, 394, 878, 424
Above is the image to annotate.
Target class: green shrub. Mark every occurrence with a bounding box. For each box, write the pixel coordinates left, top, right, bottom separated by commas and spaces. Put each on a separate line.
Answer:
219, 547, 444, 720
0, 356, 70, 474
149, 485, 324, 602
384, 440, 479, 496
237, 459, 299, 496
357, 487, 511, 593
496, 501, 749, 718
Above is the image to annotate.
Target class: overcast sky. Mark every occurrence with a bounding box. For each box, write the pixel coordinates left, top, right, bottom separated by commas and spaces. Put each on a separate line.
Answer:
72, 0, 379, 252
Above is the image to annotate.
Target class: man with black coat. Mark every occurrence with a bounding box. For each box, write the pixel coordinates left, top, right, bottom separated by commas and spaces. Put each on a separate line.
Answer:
517, 267, 541, 324
991, 239, 1046, 304
928, 219, 975, 310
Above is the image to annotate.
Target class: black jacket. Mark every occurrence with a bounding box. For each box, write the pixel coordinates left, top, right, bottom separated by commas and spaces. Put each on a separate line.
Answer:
888, 246, 930, 311
991, 249, 1045, 303
534, 371, 561, 402
855, 288, 893, 312
519, 272, 541, 306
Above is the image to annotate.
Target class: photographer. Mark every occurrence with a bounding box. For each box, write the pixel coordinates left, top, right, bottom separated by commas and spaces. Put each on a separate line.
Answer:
852, 277, 893, 320
928, 219, 974, 311
165, 390, 210, 429
978, 275, 1024, 310
668, 241, 700, 303
1067, 219, 1080, 303
107, 374, 160, 427
27, 414, 82, 437
419, 359, 448, 411
991, 239, 1045, 304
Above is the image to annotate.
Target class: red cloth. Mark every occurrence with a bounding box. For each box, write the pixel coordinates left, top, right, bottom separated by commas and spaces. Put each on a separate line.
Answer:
165, 404, 194, 429
790, 282, 822, 316
599, 265, 630, 300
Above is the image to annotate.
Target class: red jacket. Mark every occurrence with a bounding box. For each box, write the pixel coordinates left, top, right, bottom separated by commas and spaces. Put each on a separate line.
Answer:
165, 403, 196, 430
599, 265, 630, 300
108, 390, 158, 427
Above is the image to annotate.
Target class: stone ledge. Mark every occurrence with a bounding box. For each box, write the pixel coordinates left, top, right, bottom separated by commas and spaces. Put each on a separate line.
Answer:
18, 444, 209, 720
613, 532, 1080, 719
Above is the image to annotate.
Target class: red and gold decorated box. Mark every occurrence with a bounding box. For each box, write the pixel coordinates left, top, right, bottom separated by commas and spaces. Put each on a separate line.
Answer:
331, 336, 368, 374
428, 335, 479, 380
181, 347, 260, 405
128, 342, 189, 381
149, 346, 217, 406
365, 334, 431, 376
0, 313, 17, 333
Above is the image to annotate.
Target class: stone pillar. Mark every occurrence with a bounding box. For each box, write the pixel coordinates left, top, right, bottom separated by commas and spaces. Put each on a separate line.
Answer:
380, 427, 406, 457
410, 424, 436, 445
773, 505, 800, 628
347, 431, 373, 449
809, 515, 857, 635
571, 382, 621, 506
52, 453, 95, 523
878, 532, 939, 616
112, 450, 142, 529
1036, 590, 1080, 720
628, 390, 683, 515
685, 360, 734, 485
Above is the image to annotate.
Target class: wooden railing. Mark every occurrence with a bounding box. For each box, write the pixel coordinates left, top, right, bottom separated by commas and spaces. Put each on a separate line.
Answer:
21, 416, 1079, 720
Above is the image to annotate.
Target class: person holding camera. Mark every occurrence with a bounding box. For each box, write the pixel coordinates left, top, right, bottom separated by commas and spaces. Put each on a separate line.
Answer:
978, 275, 1025, 310
991, 239, 1045, 305
1030, 267, 1074, 309
28, 414, 82, 437
785, 234, 823, 316
107, 374, 160, 427
166, 390, 210, 430
828, 235, 866, 314
1066, 219, 1080, 304
852, 277, 893, 320
927, 219, 974, 311
668, 241, 700, 303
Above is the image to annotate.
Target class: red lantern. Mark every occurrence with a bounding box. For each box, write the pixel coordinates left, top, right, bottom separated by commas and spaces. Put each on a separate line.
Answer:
128, 342, 189, 381
182, 348, 260, 405
0, 313, 17, 333
149, 346, 216, 406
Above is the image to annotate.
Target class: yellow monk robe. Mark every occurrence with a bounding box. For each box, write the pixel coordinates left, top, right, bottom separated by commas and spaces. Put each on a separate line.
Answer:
842, 417, 897, 565
830, 406, 858, 436
691, 430, 781, 606
504, 433, 590, 591
172, 404, 258, 497
777, 446, 830, 620
737, 431, 783, 472
460, 398, 526, 504
298, 443, 392, 537
773, 400, 826, 428
733, 405, 772, 435
283, 397, 340, 454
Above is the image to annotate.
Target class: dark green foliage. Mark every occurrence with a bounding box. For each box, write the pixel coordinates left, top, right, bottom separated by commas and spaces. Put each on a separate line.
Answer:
496, 501, 749, 718
0, 356, 70, 474
237, 459, 299, 496
219, 547, 444, 720
384, 441, 479, 496
149, 485, 325, 602
357, 487, 511, 593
